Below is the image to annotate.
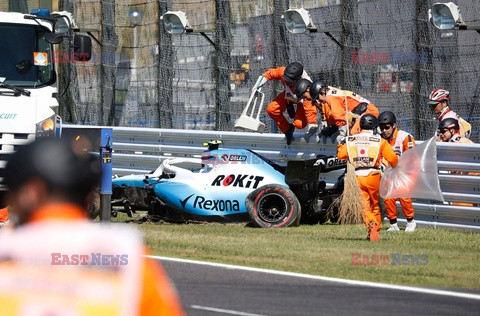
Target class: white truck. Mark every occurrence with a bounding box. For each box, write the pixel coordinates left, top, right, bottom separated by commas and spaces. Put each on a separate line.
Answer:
0, 8, 91, 191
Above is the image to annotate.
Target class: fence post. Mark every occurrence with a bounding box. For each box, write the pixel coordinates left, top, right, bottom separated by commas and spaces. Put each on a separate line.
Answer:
272, 0, 289, 68
58, 0, 80, 123
215, 0, 232, 130
101, 0, 117, 125
158, 0, 174, 128
340, 0, 361, 90
269, 0, 289, 133
414, 0, 434, 140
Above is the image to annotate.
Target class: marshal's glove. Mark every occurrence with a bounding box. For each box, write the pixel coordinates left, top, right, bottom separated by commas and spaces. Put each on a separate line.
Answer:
252, 75, 268, 92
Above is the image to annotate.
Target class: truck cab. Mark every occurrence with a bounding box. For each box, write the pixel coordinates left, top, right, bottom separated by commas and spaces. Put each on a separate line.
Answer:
0, 9, 91, 192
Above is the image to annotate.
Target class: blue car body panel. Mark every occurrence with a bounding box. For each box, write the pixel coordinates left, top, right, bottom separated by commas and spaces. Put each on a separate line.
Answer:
112, 148, 287, 218
112, 174, 157, 188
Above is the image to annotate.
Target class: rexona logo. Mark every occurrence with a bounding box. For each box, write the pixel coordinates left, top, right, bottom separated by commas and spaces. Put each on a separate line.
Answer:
211, 174, 264, 189
180, 194, 241, 212
193, 195, 240, 212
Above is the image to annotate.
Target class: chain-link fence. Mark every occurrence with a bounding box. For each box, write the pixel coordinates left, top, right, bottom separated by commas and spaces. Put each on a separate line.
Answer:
2, 0, 479, 141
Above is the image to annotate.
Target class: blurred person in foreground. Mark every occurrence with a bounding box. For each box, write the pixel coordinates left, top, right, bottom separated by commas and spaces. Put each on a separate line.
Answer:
0, 138, 185, 315
378, 111, 417, 232
337, 115, 398, 242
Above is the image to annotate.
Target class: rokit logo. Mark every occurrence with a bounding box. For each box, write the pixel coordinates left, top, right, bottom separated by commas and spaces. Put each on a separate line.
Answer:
211, 174, 264, 189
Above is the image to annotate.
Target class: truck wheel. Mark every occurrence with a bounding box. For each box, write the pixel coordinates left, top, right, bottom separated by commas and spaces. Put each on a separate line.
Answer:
246, 185, 301, 228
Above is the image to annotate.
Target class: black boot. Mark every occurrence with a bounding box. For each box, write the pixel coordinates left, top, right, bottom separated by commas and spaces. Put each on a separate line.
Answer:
284, 124, 294, 145
286, 104, 296, 119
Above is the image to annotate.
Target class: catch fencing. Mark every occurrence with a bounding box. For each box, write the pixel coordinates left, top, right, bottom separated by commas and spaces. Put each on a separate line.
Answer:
2, 0, 479, 141
64, 124, 480, 230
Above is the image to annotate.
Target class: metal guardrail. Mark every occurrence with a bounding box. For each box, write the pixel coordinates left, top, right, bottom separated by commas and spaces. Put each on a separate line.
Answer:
64, 125, 480, 230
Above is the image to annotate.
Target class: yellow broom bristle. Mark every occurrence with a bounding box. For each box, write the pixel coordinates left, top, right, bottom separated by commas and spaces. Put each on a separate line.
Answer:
327, 162, 365, 224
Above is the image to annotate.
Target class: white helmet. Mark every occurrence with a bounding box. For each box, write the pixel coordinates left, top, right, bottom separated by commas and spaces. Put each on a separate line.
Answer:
428, 88, 450, 105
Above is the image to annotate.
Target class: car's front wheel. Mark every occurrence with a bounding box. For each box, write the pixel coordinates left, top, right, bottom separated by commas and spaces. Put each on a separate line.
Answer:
246, 184, 301, 228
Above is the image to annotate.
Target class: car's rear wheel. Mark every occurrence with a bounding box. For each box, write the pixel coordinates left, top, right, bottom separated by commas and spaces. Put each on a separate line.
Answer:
246, 184, 301, 228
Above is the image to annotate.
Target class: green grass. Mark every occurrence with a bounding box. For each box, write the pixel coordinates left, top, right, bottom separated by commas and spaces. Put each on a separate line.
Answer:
112, 214, 480, 291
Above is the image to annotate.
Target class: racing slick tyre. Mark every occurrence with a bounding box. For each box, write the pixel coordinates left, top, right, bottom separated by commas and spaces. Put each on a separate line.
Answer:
246, 184, 301, 228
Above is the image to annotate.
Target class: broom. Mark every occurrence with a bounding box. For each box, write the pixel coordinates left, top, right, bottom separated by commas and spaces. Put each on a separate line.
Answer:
327, 161, 365, 224
327, 95, 365, 225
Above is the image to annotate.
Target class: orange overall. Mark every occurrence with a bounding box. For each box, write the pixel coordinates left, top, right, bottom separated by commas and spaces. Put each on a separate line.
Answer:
337, 131, 398, 231
320, 87, 378, 134
383, 129, 416, 221
264, 67, 317, 132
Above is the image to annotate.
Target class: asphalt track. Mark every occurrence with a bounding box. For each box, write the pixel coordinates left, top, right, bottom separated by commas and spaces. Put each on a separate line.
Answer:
153, 256, 480, 316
